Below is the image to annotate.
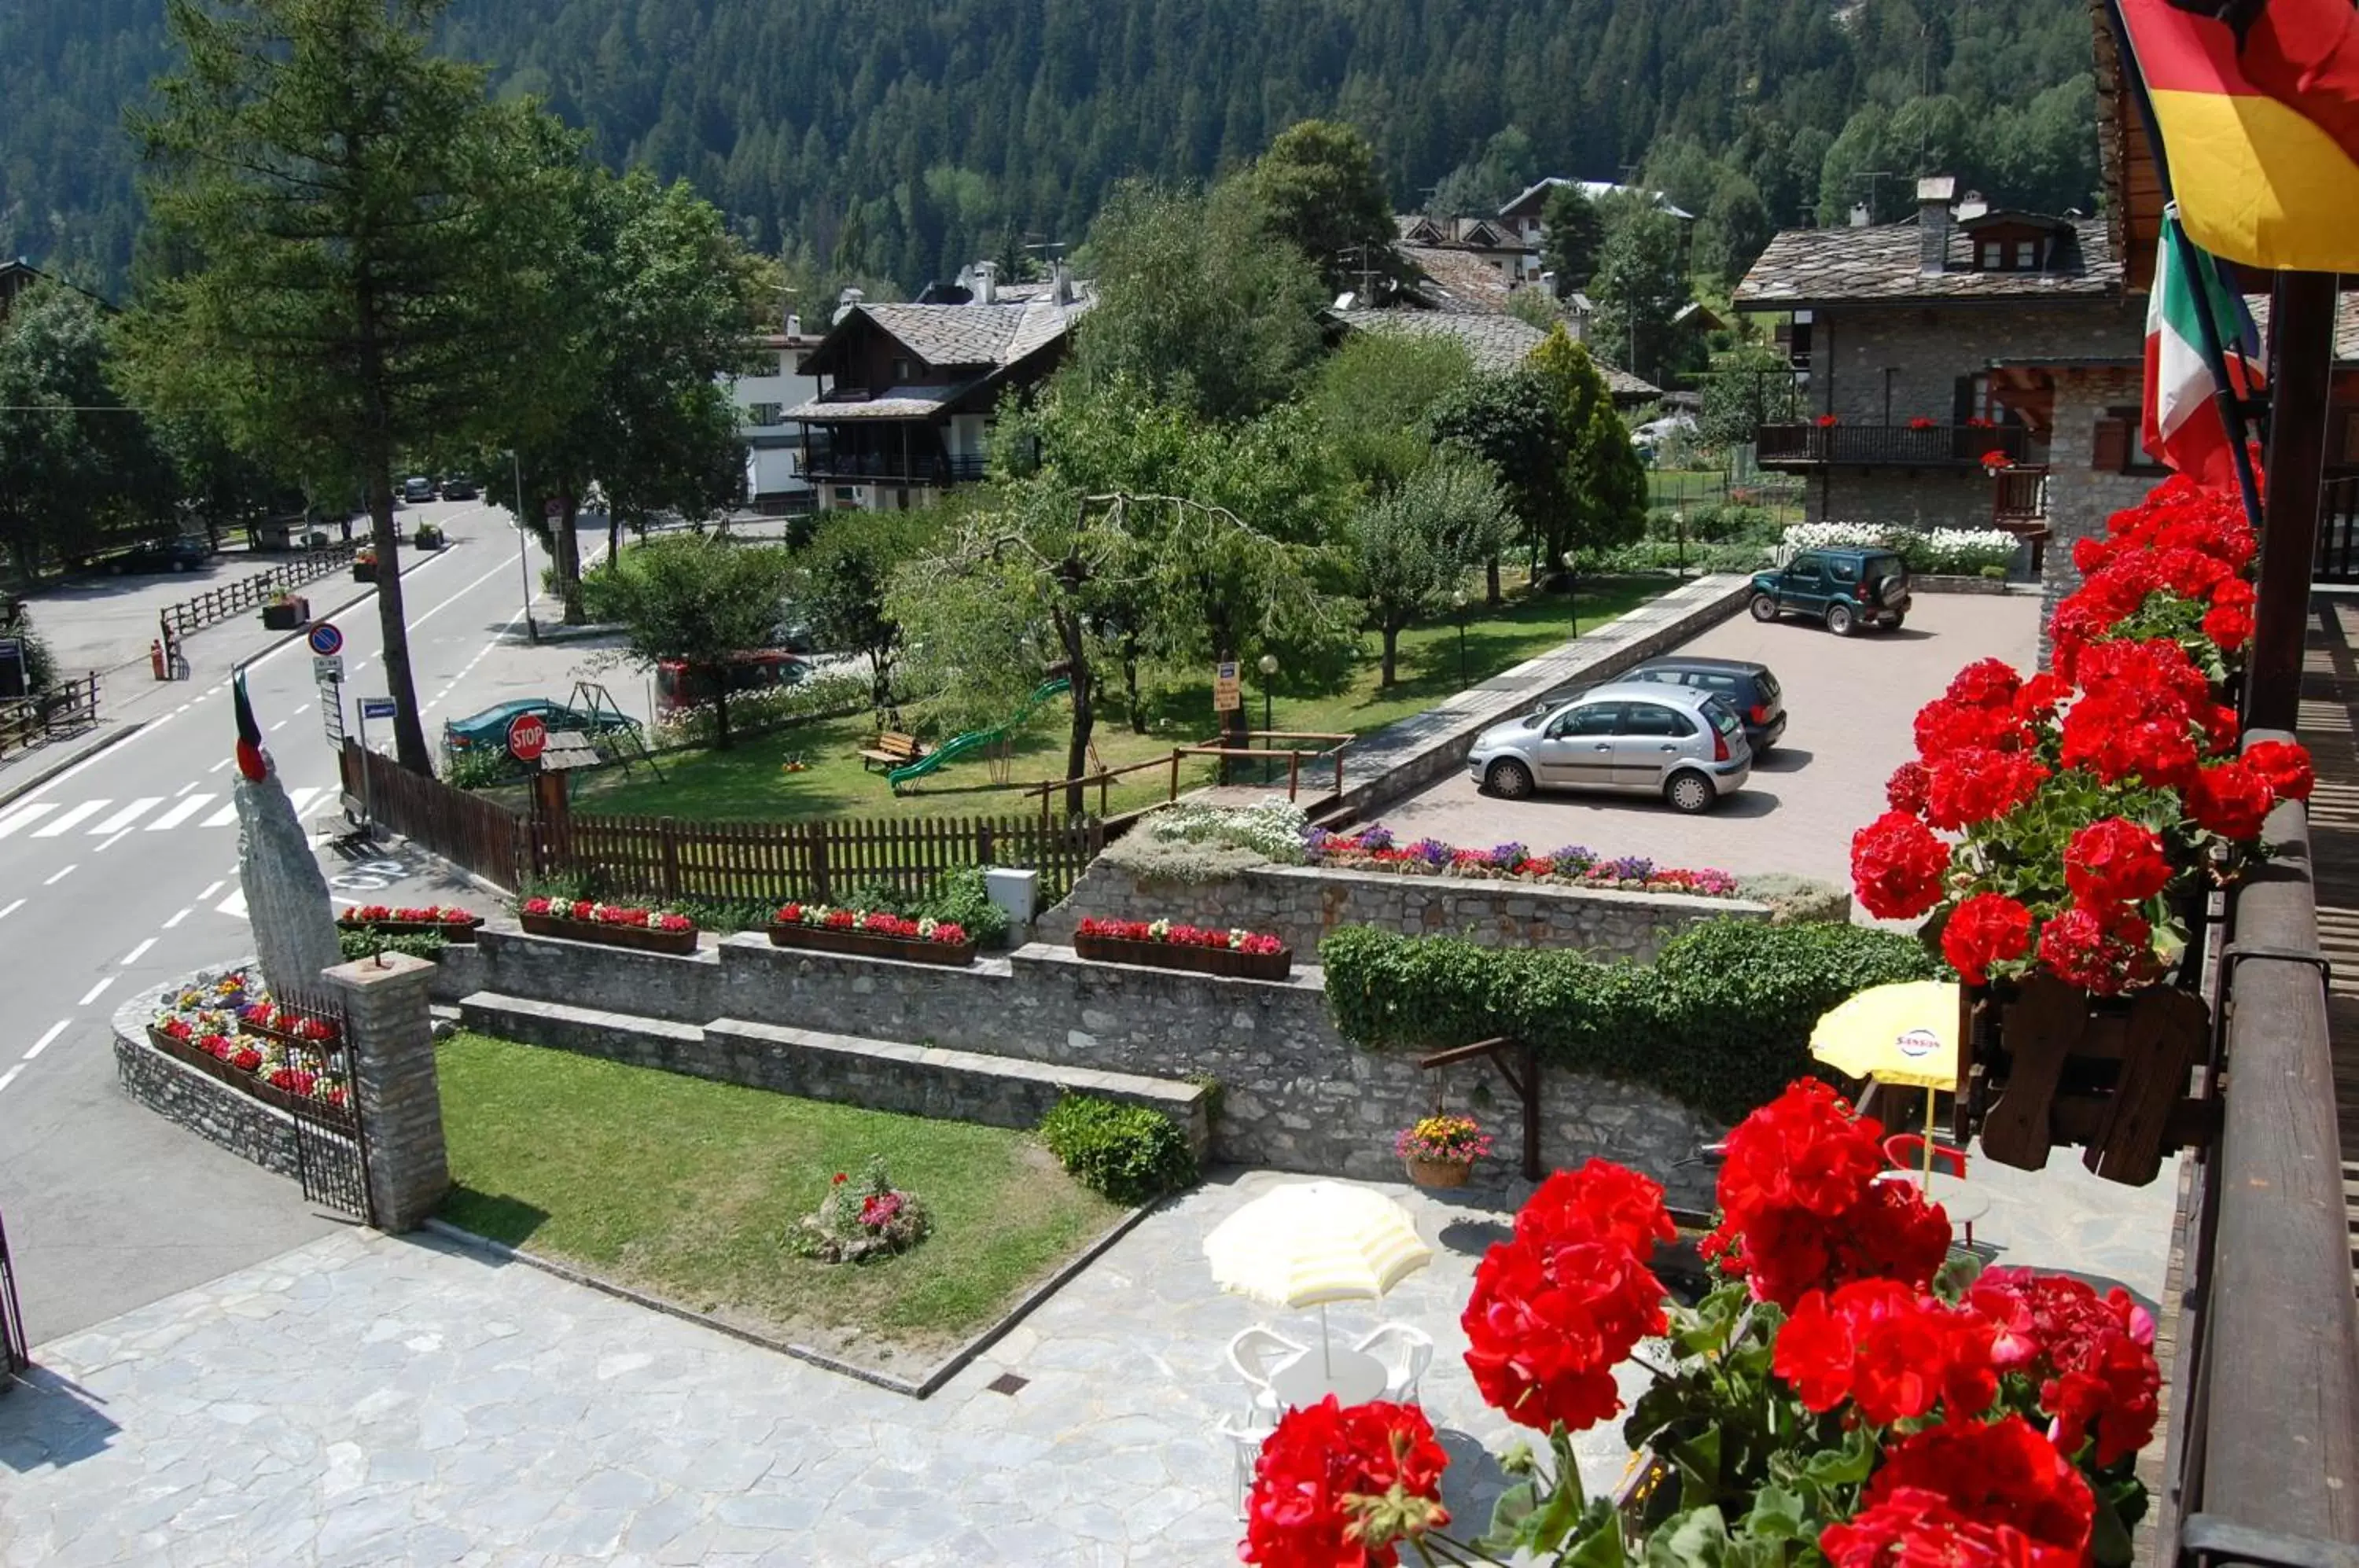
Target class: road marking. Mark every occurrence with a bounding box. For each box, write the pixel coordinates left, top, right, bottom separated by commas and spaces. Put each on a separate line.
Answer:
90, 797, 164, 834
0, 804, 60, 838
76, 978, 113, 1007
0, 899, 22, 921
120, 937, 156, 966
293, 703, 310, 717
43, 863, 76, 885
164, 907, 193, 928
0, 1066, 22, 1095
174, 781, 197, 797
173, 704, 190, 716
270, 719, 288, 731
285, 786, 325, 815
94, 828, 134, 852
24, 1019, 70, 1061
201, 801, 240, 827
208, 684, 223, 694
208, 757, 232, 774
197, 880, 223, 901
147, 795, 215, 830
34, 801, 111, 836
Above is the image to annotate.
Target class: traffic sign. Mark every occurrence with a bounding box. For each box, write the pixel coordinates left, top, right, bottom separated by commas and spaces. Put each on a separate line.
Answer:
360, 697, 398, 721
306, 621, 344, 657
506, 712, 549, 763
1213, 660, 1242, 713
313, 655, 344, 684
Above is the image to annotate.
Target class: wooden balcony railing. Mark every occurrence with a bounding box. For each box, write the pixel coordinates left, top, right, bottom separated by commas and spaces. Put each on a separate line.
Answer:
1755, 422, 2032, 469
1993, 465, 2049, 527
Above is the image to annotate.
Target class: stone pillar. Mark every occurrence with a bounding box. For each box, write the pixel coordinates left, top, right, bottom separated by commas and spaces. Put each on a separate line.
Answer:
322, 951, 448, 1231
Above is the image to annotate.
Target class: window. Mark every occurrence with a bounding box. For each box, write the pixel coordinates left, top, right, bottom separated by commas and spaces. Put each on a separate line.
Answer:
2015, 240, 2037, 269
833, 486, 859, 506
1981, 241, 2004, 270
1827, 558, 1860, 584
2095, 406, 2166, 474
1624, 704, 1695, 738
747, 402, 783, 428
891, 358, 912, 382
1689, 672, 1742, 698
1555, 704, 1623, 738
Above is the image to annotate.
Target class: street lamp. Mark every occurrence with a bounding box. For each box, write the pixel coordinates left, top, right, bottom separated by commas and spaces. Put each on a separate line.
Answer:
1257, 653, 1279, 786
1451, 590, 1470, 686
509, 450, 538, 645
1560, 552, 1580, 640
1673, 510, 1687, 580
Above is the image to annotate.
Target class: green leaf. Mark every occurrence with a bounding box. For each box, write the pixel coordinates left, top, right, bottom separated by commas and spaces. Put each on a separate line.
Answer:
1932, 1252, 1985, 1301
1741, 1482, 1807, 1543
1669, 1427, 1724, 1508
1478, 1478, 1540, 1551
1797, 1425, 1875, 1489
1642, 1505, 1730, 1568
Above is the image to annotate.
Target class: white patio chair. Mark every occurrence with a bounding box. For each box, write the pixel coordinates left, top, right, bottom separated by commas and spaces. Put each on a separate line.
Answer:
1216, 1408, 1278, 1518
1353, 1323, 1434, 1403
1226, 1324, 1308, 1415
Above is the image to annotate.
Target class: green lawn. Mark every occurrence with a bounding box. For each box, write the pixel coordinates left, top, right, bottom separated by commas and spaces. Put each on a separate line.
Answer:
436, 1030, 1126, 1367
569, 572, 1669, 823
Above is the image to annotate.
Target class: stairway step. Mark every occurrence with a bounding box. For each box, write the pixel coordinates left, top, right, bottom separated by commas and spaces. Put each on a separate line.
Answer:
458, 992, 707, 1066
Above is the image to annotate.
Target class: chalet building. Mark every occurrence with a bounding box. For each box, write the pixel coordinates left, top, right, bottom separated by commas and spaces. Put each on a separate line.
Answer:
786, 260, 1094, 512
1496, 179, 1694, 251
727, 318, 824, 511
1325, 306, 1662, 407
1734, 178, 2147, 585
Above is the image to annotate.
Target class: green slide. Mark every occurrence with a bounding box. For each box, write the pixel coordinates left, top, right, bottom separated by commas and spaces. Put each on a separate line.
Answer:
887, 678, 1072, 791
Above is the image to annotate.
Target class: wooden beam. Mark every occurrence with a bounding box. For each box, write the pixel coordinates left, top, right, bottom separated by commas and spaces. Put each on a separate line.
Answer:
2249, 273, 2339, 733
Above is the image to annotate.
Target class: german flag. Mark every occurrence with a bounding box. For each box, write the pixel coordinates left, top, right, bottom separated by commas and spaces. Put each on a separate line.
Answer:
2115, 0, 2359, 271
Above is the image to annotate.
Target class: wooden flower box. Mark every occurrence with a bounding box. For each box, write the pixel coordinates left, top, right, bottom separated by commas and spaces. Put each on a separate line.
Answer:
146, 1026, 332, 1117
337, 914, 482, 944
237, 1014, 343, 1051
351, 560, 378, 583
520, 910, 699, 955
260, 598, 308, 630
1073, 932, 1293, 981
767, 922, 977, 966
413, 527, 445, 550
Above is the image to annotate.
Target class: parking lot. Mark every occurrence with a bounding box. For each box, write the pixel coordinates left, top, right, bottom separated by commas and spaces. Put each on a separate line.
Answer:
1372, 590, 2044, 904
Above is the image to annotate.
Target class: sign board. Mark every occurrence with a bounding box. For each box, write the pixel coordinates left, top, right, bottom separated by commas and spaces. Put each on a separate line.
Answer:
538, 730, 599, 771
0, 637, 23, 701
506, 712, 549, 764
1213, 660, 1242, 712
359, 697, 398, 721
306, 621, 344, 657
543, 499, 563, 522
313, 655, 344, 684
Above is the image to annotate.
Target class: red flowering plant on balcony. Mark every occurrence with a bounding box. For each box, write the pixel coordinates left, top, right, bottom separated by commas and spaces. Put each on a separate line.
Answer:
1849, 473, 2311, 996
1816, 413, 1841, 429
1239, 1082, 2158, 1566
1981, 448, 2014, 473
1907, 416, 1938, 431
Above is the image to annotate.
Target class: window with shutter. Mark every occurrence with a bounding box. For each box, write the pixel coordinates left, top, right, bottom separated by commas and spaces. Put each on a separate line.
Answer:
2092, 416, 2130, 471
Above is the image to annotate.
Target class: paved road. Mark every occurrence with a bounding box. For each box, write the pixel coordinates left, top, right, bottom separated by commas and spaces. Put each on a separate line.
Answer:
1376, 591, 2044, 901
0, 500, 639, 1345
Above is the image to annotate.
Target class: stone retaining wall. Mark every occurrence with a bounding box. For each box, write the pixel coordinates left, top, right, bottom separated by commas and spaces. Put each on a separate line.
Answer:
110, 991, 300, 1179
1036, 860, 1767, 962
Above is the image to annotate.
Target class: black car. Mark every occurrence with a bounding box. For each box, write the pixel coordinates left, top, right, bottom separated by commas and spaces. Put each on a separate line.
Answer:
440, 475, 478, 500
109, 535, 214, 575
1627, 657, 1786, 754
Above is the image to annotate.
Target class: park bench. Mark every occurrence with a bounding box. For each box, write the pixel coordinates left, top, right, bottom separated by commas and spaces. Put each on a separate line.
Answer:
859, 731, 927, 772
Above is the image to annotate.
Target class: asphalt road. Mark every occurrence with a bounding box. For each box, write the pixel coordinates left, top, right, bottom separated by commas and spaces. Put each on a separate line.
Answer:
0, 499, 639, 1345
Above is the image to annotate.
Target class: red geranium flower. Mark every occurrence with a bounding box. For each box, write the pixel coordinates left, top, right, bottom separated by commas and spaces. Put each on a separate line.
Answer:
1850, 811, 1951, 920
1967, 1267, 2160, 1468
2036, 902, 2160, 996
2187, 759, 2275, 841
1832, 1415, 2096, 1565
1242, 1397, 1449, 1568
1923, 748, 2049, 830
1823, 1491, 2083, 1568
1942, 892, 2033, 986
2244, 738, 2315, 802
1884, 760, 1932, 817
2202, 602, 2255, 651
1772, 1279, 1999, 1425
1945, 659, 2023, 711
2063, 818, 2173, 907
1817, 413, 1841, 428
1908, 416, 1937, 431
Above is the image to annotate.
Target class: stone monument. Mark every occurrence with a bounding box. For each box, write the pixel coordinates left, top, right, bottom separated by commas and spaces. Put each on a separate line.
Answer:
231, 668, 341, 994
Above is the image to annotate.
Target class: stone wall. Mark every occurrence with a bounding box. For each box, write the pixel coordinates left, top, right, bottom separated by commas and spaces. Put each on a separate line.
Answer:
2038, 367, 2160, 670
1036, 859, 1767, 963
110, 994, 301, 1180
464, 929, 1723, 1206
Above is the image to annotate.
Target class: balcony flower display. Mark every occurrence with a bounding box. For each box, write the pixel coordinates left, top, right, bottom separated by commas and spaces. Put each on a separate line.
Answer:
1816, 413, 1841, 428
1981, 448, 2015, 473
519, 896, 699, 954
1306, 830, 1740, 898
1240, 1082, 2159, 1566
1907, 415, 1938, 431
1393, 1113, 1494, 1187
1073, 915, 1292, 979
768, 901, 974, 964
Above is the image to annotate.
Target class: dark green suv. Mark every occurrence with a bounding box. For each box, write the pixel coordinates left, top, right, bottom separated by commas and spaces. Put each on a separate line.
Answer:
1748, 547, 1912, 636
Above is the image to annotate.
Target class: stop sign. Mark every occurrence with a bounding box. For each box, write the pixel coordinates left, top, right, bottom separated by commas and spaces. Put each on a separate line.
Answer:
506, 712, 548, 764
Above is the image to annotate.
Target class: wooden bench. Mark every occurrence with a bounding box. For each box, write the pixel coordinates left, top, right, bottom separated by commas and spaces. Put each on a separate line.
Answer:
859, 731, 926, 772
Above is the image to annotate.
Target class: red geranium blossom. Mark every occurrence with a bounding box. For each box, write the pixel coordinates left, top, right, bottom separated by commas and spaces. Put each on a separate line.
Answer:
1942, 892, 2033, 986
1968, 1267, 2160, 1467
1243, 1397, 1449, 1568
1822, 1490, 2084, 1568
2036, 902, 2161, 996
2202, 602, 2255, 651
1885, 760, 1932, 817
1851, 811, 1952, 920
2186, 759, 2275, 841
1923, 748, 2048, 830
2244, 738, 2316, 802
1772, 1279, 1999, 1425
1836, 1416, 2096, 1563
2063, 818, 2173, 907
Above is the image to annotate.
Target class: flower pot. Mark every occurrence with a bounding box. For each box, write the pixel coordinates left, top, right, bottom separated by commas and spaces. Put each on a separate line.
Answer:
1073, 932, 1293, 980
414, 528, 444, 550
337, 915, 480, 944
519, 909, 699, 955
352, 561, 377, 583
260, 601, 306, 630
237, 1015, 343, 1051
146, 1025, 335, 1117
767, 922, 977, 966
1404, 1155, 1474, 1189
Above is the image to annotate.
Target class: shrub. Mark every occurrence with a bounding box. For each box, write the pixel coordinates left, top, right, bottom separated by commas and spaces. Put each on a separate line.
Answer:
1319, 918, 1938, 1123
1143, 799, 1310, 863
917, 865, 1011, 947
337, 929, 446, 962
1979, 563, 2009, 581
443, 747, 515, 790
1733, 872, 1852, 926
1100, 832, 1270, 884
1038, 1095, 1199, 1205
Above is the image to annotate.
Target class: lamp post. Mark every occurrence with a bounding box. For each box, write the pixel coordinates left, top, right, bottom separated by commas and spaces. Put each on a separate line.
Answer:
1452, 590, 1470, 686
1257, 653, 1279, 786
1673, 510, 1687, 580
1560, 553, 1580, 639
510, 450, 538, 646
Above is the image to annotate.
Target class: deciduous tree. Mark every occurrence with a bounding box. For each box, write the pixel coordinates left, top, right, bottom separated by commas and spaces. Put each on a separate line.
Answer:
1307, 330, 1477, 492
597, 536, 792, 749
1251, 120, 1397, 296
1352, 454, 1512, 686
1423, 369, 1562, 603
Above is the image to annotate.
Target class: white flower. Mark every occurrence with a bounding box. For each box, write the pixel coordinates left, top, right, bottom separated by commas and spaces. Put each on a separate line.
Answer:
1148, 918, 1171, 939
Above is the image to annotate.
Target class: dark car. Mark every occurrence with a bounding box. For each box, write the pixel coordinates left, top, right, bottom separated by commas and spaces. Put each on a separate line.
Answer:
1749, 547, 1912, 636
443, 697, 642, 756
109, 535, 213, 575
440, 475, 478, 500
1628, 657, 1786, 754
401, 475, 438, 503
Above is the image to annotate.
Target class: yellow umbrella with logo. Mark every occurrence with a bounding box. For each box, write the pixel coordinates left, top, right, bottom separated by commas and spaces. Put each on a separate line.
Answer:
1809, 979, 1962, 1194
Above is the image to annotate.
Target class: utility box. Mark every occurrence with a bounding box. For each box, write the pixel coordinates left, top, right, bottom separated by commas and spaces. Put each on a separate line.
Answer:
984, 867, 1039, 928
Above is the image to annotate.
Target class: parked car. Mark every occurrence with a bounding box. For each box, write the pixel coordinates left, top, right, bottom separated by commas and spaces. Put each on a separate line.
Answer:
442, 698, 641, 756
401, 475, 438, 503
440, 475, 478, 500
1626, 657, 1786, 755
654, 650, 810, 720
109, 535, 214, 575
1468, 681, 1751, 814
1749, 547, 1912, 636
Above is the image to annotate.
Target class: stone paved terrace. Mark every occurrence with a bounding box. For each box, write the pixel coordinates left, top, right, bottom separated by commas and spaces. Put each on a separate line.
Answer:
0, 1148, 2173, 1566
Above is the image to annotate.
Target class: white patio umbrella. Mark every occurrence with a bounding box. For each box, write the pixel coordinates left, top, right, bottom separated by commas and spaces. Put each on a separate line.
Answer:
1203, 1181, 1433, 1377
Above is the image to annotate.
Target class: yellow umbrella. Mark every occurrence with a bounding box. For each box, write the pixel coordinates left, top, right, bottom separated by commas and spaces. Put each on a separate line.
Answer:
1809, 979, 1963, 1193
1203, 1181, 1433, 1376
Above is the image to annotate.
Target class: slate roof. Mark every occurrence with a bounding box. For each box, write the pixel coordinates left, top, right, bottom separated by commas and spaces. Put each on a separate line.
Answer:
1328, 307, 1662, 399
1497, 178, 1695, 223
2245, 290, 2359, 364
1398, 244, 1517, 313
1735, 218, 2122, 308
778, 387, 958, 421
788, 289, 1096, 421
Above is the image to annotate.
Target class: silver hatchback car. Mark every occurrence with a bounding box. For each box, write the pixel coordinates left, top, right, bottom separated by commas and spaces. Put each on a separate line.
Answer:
1467, 680, 1752, 814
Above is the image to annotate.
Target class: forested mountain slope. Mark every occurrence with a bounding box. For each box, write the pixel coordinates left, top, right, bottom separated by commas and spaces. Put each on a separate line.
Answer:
2, 0, 2100, 295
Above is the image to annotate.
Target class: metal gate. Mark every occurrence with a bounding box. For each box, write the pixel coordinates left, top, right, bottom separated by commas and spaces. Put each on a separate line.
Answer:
0, 1205, 28, 1379
273, 992, 374, 1224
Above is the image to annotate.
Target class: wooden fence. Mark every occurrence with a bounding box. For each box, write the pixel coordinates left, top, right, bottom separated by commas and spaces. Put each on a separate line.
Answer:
0, 671, 101, 762
344, 741, 533, 889
161, 543, 360, 640
536, 810, 1104, 907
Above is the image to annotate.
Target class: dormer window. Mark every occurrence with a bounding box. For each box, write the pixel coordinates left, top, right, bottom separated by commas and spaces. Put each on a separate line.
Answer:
891, 358, 912, 382
1981, 241, 2004, 271
2015, 240, 2037, 268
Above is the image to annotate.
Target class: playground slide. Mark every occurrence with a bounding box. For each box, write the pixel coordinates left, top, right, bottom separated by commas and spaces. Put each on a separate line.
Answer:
887, 678, 1071, 790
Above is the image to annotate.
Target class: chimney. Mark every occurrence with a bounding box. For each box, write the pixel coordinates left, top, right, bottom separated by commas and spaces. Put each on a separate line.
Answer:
1955, 190, 1989, 223
1849, 202, 1871, 228
1916, 175, 1957, 274
972, 259, 997, 305
1051, 257, 1073, 307
833, 285, 864, 326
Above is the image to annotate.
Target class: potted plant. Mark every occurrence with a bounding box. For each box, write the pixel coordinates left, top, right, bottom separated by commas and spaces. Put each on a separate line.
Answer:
767, 903, 976, 966
518, 896, 700, 955
352, 546, 378, 583
414, 522, 445, 550
261, 591, 308, 630
1393, 1113, 1492, 1188
1073, 915, 1292, 980
337, 904, 483, 943
235, 999, 343, 1051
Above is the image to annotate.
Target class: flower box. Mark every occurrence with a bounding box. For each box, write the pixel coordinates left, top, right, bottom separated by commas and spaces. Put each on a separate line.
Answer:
414, 525, 444, 550
1073, 930, 1293, 981
260, 598, 307, 630
767, 922, 976, 966
1404, 1155, 1472, 1189
338, 907, 481, 943
237, 1015, 342, 1051
145, 1025, 341, 1117
520, 909, 700, 955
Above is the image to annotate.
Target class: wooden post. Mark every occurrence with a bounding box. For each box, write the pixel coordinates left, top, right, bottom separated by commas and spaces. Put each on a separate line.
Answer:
2248, 271, 2337, 734
808, 823, 830, 901
532, 770, 571, 881
1286, 750, 1300, 801
658, 816, 681, 900
1169, 749, 1180, 801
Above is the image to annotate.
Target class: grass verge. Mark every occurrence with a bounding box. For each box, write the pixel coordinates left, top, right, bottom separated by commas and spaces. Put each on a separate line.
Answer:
435, 1030, 1126, 1367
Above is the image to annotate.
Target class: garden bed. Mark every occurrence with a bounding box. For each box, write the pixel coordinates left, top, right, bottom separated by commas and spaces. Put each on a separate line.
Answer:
767, 922, 976, 966
519, 901, 698, 955
1073, 929, 1292, 981
339, 906, 483, 944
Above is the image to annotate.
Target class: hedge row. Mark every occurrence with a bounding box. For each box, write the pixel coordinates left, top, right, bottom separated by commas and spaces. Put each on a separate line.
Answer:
1319, 918, 1939, 1124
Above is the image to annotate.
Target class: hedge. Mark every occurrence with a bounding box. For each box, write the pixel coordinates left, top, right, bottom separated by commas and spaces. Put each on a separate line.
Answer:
1038, 1095, 1199, 1206
1319, 918, 1939, 1123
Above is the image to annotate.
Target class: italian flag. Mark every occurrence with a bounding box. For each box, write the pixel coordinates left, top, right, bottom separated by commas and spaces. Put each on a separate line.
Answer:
2143, 207, 2263, 489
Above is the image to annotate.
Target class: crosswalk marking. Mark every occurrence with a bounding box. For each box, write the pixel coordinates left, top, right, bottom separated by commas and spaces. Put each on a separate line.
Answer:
33, 801, 109, 837
0, 804, 57, 839
146, 796, 215, 830
200, 801, 240, 828
285, 786, 325, 815
89, 798, 164, 834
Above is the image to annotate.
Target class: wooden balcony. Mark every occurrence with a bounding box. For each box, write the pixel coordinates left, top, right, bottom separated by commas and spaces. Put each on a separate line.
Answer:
1754, 422, 2032, 470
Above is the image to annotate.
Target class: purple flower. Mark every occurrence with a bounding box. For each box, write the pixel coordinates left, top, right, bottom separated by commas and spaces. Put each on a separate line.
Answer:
1407, 837, 1451, 867
1610, 856, 1656, 882
1548, 845, 1595, 872
1489, 842, 1527, 869
1302, 827, 1332, 860
1359, 823, 1395, 852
